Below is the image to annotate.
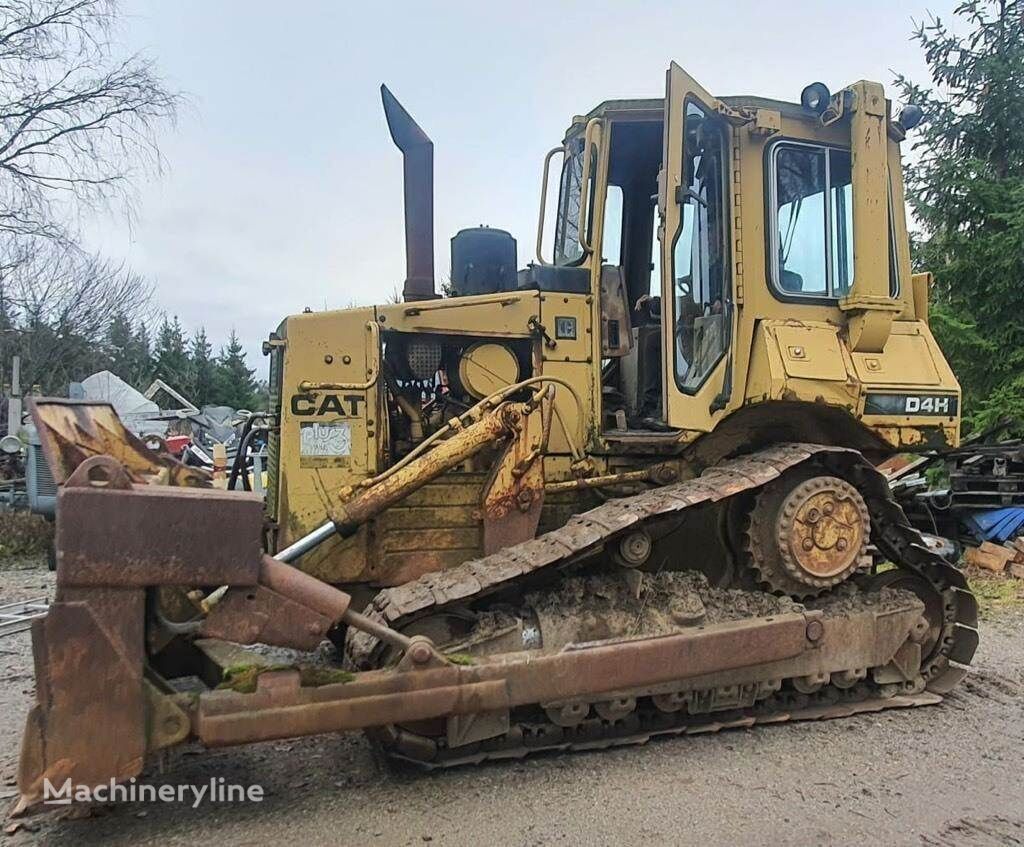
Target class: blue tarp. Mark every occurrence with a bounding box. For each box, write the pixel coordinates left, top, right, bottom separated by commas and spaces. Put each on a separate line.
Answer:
965, 507, 1024, 542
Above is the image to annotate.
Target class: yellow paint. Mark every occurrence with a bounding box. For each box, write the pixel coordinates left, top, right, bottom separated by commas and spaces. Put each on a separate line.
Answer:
267, 62, 961, 585
459, 342, 521, 399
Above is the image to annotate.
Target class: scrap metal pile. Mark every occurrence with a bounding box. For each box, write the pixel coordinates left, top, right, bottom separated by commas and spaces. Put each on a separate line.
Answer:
891, 430, 1024, 548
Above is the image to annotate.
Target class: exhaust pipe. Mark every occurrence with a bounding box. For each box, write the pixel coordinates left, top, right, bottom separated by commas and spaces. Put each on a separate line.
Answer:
381, 85, 436, 302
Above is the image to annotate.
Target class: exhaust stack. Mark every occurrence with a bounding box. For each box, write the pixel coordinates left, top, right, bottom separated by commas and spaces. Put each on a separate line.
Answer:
381, 85, 436, 301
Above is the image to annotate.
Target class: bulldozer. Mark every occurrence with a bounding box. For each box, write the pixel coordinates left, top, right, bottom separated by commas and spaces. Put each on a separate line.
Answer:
15, 62, 978, 809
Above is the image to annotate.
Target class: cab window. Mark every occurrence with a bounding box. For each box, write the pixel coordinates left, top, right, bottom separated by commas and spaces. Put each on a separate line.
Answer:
672, 100, 729, 393
770, 141, 900, 299
553, 142, 585, 266
771, 142, 845, 296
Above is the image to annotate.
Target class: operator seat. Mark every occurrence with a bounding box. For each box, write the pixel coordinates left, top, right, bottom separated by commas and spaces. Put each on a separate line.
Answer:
780, 269, 804, 293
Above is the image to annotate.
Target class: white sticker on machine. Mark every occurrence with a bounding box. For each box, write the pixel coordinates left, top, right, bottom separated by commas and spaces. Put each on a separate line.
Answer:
300, 422, 352, 456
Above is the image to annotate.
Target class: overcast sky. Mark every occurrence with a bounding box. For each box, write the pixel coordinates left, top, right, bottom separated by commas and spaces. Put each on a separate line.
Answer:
85, 0, 961, 369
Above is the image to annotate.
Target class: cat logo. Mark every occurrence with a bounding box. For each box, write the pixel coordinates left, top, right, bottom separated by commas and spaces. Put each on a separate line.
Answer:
290, 393, 365, 417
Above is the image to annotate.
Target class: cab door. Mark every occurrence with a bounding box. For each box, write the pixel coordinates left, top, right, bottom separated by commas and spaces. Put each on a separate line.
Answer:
659, 62, 733, 432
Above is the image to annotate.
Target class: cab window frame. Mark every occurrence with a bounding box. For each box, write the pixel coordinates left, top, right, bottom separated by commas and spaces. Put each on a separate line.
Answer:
669, 95, 732, 397
766, 137, 900, 304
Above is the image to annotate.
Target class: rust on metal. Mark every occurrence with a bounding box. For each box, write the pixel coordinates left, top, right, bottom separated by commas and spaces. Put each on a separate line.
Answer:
198, 675, 509, 746
543, 464, 678, 494
341, 606, 414, 652
17, 590, 146, 808
346, 443, 978, 710
348, 444, 824, 668
777, 476, 870, 580
330, 403, 519, 536
57, 469, 264, 588
15, 439, 980, 802
196, 611, 814, 747
481, 392, 550, 554
28, 398, 210, 487
199, 584, 334, 651
259, 556, 351, 621
746, 472, 871, 598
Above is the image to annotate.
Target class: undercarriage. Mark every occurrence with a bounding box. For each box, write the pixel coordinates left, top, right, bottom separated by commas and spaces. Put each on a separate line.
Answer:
344, 443, 977, 766
14, 406, 978, 810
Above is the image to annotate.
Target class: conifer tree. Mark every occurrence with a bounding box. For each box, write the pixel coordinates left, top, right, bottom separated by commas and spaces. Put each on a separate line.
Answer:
896, 0, 1024, 430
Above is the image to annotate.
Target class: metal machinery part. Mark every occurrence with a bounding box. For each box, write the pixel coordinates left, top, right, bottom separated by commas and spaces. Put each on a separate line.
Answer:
404, 338, 443, 381
458, 342, 520, 400
343, 444, 977, 765
13, 62, 978, 811
744, 471, 872, 598
15, 400, 979, 808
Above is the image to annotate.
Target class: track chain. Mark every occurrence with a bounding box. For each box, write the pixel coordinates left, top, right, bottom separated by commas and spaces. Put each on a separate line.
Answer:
374, 687, 942, 769
344, 443, 980, 765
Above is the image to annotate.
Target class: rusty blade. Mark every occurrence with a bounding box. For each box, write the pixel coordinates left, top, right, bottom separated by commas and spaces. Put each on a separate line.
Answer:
57, 483, 264, 587
18, 591, 146, 806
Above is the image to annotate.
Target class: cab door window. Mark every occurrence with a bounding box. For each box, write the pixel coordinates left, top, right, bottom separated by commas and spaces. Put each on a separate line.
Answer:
553, 142, 585, 266
671, 101, 729, 393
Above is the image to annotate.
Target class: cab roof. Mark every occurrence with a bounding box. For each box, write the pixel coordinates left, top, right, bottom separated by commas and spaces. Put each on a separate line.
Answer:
569, 94, 820, 135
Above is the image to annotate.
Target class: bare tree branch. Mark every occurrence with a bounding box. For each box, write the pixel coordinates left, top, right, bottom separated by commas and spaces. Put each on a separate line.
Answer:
0, 239, 154, 392
0, 0, 180, 244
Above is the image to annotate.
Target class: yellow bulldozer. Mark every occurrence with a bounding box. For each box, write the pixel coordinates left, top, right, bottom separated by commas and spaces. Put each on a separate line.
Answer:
15, 62, 977, 808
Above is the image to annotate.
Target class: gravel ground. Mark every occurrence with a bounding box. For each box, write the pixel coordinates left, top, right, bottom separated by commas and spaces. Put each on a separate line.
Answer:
2, 557, 1023, 847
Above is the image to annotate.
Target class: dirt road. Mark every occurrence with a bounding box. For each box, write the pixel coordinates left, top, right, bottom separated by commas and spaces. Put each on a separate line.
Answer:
2, 558, 1023, 847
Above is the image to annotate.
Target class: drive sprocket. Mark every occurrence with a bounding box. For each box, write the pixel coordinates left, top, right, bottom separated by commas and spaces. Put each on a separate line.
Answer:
744, 469, 870, 599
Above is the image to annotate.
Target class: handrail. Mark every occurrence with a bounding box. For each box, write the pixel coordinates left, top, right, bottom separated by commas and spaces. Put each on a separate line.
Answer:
535, 145, 565, 265
297, 321, 380, 391
403, 295, 521, 317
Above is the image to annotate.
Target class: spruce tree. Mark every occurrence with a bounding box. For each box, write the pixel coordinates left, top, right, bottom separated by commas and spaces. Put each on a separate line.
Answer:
129, 322, 154, 387
214, 329, 258, 410
153, 316, 190, 394
105, 311, 135, 381
189, 327, 216, 407
895, 0, 1024, 431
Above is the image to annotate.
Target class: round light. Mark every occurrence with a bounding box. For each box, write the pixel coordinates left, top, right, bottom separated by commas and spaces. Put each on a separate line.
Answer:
800, 82, 831, 115
0, 434, 22, 454
898, 104, 924, 131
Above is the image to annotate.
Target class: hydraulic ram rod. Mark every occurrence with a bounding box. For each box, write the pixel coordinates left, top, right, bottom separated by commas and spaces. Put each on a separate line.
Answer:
275, 403, 521, 565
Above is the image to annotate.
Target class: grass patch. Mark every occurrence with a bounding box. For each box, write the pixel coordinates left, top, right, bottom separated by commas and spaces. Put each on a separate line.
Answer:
445, 652, 476, 666
875, 560, 1024, 618
217, 663, 354, 694
0, 510, 53, 559
296, 666, 356, 687
965, 566, 1024, 617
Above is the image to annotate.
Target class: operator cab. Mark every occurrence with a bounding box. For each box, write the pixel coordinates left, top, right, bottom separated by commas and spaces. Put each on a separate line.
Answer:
542, 89, 732, 435
536, 62, 912, 445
